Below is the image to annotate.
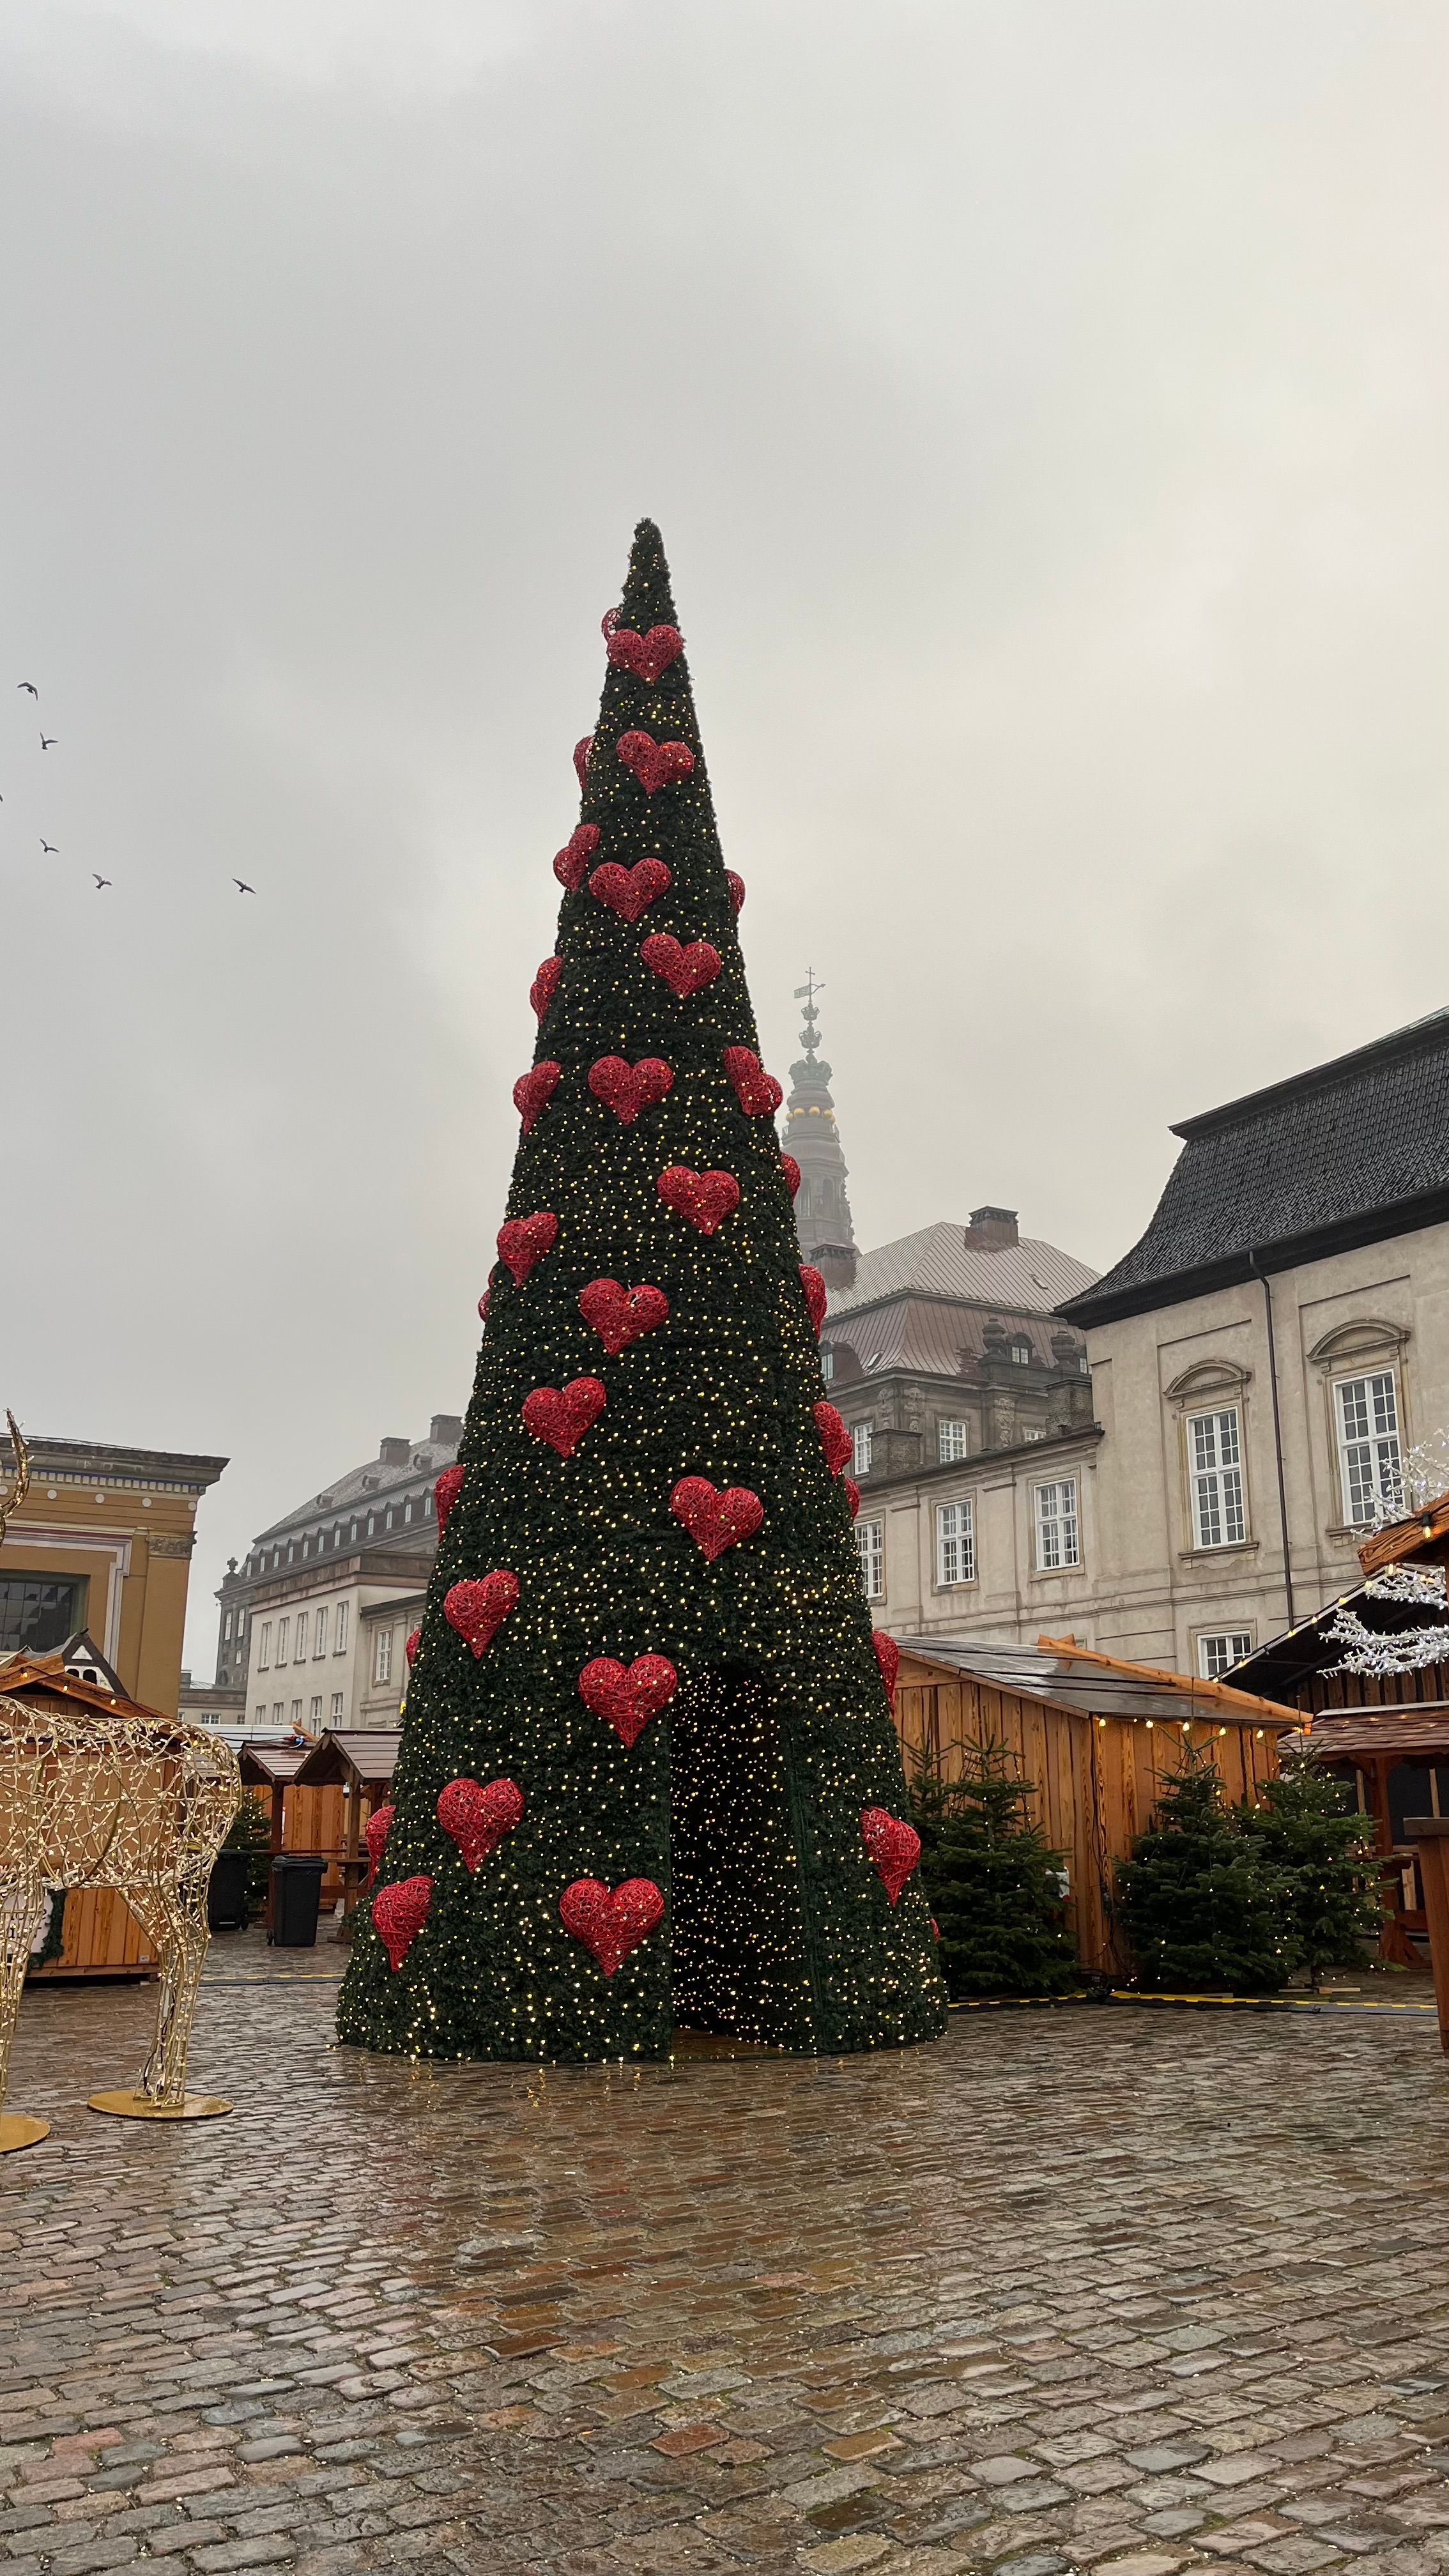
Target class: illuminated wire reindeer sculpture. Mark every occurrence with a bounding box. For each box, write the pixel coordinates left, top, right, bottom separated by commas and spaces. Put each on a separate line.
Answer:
0, 1409, 30, 1547
0, 1406, 241, 2149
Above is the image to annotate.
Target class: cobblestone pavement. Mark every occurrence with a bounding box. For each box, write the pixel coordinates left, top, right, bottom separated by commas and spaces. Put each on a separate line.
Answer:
6, 1939, 1449, 2576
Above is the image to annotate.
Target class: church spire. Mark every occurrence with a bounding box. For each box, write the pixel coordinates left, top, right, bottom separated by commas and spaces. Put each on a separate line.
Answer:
783, 971, 859, 1290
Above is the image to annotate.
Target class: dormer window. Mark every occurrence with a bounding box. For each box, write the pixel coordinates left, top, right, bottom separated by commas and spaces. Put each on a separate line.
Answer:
1010, 1339, 1031, 1366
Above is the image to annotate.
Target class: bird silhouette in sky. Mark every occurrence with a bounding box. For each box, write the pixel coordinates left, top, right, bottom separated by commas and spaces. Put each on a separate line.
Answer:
40, 839, 57, 854
234, 878, 255, 894
93, 875, 112, 890
17, 682, 37, 698
40, 734, 56, 750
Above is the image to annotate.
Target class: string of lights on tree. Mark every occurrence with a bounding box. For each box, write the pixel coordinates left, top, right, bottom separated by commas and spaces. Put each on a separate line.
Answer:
335, 519, 946, 2064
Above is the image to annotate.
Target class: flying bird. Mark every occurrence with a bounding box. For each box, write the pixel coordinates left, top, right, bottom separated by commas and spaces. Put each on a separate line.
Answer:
39, 735, 56, 751
40, 839, 57, 854
92, 875, 112, 889
17, 682, 37, 698
234, 878, 255, 894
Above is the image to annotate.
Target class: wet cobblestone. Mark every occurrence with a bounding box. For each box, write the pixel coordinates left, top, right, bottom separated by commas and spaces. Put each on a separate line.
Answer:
5, 1940, 1449, 2575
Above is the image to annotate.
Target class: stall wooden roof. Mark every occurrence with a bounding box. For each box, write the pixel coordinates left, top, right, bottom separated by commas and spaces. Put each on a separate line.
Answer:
0, 1649, 173, 1731
237, 1741, 312, 1788
293, 1729, 401, 1789
1281, 1706, 1449, 1763
893, 1634, 1294, 1730
1358, 1487, 1449, 1578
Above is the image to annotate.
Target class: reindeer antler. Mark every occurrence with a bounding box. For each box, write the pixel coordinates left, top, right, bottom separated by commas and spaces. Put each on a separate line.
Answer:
0, 1411, 30, 1548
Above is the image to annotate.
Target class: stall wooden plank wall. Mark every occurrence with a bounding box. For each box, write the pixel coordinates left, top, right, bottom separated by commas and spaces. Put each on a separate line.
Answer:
893, 1652, 1280, 1978
29, 1887, 160, 1979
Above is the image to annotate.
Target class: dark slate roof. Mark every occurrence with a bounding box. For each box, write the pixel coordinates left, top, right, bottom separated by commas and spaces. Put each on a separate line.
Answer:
1061, 1009, 1449, 1326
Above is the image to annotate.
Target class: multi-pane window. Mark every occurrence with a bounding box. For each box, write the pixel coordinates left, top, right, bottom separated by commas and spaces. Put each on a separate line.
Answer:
852, 1423, 873, 1476
272, 1700, 284, 1725
275, 1616, 289, 1666
331, 1690, 344, 1721
820, 1347, 835, 1384
294, 1610, 309, 1660
1187, 1407, 1246, 1549
223, 1611, 233, 1642
258, 1621, 272, 1671
335, 1601, 349, 1654
0, 1575, 85, 1655
254, 1702, 266, 1726
374, 1626, 394, 1686
1335, 1371, 1402, 1525
290, 1699, 302, 1727
1198, 1631, 1254, 1680
1034, 1478, 1080, 1570
936, 1498, 975, 1586
309, 1696, 323, 1726
856, 1519, 884, 1600
1011, 1339, 1031, 1365
314, 1606, 328, 1657
938, 1420, 968, 1463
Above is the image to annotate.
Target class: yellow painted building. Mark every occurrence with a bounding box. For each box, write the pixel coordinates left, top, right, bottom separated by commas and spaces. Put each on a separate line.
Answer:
0, 1430, 227, 1717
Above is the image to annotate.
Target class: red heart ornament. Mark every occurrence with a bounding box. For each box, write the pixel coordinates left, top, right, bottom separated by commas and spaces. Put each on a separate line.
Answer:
640, 934, 721, 999
436, 1775, 524, 1873
444, 1572, 518, 1657
814, 1402, 852, 1476
514, 1061, 560, 1133
861, 1807, 921, 1907
799, 1265, 827, 1331
579, 1278, 670, 1354
872, 1631, 900, 1706
657, 1165, 739, 1234
670, 1476, 763, 1560
845, 1478, 861, 1521
372, 1874, 431, 1972
554, 823, 600, 891
522, 1376, 606, 1457
601, 605, 620, 638
497, 1211, 558, 1285
725, 871, 745, 914
589, 857, 671, 922
573, 735, 592, 789
560, 1875, 664, 1976
363, 1800, 394, 1890
478, 1289, 491, 1320
588, 1055, 673, 1124
530, 954, 562, 1020
607, 623, 684, 683
404, 1628, 420, 1666
781, 1154, 801, 1200
434, 1464, 464, 1528
578, 1653, 678, 1750
617, 730, 695, 794
723, 1046, 783, 1116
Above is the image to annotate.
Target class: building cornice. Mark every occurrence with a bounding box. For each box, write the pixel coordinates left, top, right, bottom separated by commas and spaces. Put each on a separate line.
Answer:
1059, 1192, 1449, 1330
0, 1436, 227, 1494
852, 1420, 1103, 1500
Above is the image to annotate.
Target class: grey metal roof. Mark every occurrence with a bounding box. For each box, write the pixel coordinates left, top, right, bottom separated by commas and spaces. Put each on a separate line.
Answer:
893, 1634, 1287, 1728
1062, 1008, 1449, 1328
827, 1224, 1097, 1320
822, 1295, 1082, 1379
255, 1432, 459, 1544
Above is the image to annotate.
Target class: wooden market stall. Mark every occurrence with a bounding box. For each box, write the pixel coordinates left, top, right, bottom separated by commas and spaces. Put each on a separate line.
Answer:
887, 1632, 1295, 1981
3, 1647, 167, 1979
290, 1730, 401, 1926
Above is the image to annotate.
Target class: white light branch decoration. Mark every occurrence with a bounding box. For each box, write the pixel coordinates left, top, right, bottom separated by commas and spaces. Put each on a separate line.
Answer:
1363, 1430, 1449, 1534
1326, 1564, 1449, 1676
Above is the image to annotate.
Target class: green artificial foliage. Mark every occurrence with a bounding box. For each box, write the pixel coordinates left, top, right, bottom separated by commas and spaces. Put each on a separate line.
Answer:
1246, 1754, 1382, 1989
29, 1888, 66, 1970
909, 1740, 1079, 2000
337, 521, 947, 2064
1116, 1742, 1296, 1995
223, 1789, 275, 1917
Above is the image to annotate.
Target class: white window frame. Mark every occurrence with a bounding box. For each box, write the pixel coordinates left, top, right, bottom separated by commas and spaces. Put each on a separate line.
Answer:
1010, 1338, 1031, 1366
374, 1625, 394, 1687
1034, 1478, 1080, 1571
852, 1423, 873, 1476
290, 1699, 302, 1727
1186, 1406, 1246, 1551
294, 1609, 309, 1661
820, 1347, 835, 1385
856, 1518, 884, 1600
935, 1498, 975, 1588
309, 1695, 323, 1726
330, 1690, 344, 1721
275, 1616, 289, 1667
1197, 1631, 1254, 1680
1334, 1369, 1402, 1526
254, 1702, 266, 1726
258, 1621, 272, 1671
314, 1605, 328, 1658
335, 1600, 349, 1655
938, 1420, 968, 1464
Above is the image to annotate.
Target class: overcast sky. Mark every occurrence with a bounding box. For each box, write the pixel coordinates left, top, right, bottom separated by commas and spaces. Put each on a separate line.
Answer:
3, 0, 1445, 1673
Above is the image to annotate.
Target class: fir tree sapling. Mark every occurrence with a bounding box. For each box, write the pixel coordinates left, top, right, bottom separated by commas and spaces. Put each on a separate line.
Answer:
1246, 1752, 1382, 1989
909, 1739, 1079, 2000
222, 1790, 274, 1920
337, 521, 946, 2063
1116, 1742, 1296, 1996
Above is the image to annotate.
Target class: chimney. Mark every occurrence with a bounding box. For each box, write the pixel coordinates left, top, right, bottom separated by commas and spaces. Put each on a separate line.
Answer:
429, 1414, 464, 1447
964, 1207, 1019, 1250
379, 1436, 410, 1467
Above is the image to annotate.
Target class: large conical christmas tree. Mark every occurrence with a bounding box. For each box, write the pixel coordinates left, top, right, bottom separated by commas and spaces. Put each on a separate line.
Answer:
338, 521, 947, 2062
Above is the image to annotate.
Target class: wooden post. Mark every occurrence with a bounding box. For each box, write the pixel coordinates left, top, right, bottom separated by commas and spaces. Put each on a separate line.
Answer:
1405, 1820, 1449, 2052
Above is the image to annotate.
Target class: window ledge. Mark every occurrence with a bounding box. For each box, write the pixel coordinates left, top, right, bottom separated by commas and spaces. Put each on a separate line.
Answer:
1030, 1565, 1083, 1580
1176, 1538, 1260, 1562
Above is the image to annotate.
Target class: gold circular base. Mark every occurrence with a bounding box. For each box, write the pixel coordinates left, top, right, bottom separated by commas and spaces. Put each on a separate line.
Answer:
87, 2090, 233, 2121
0, 2112, 50, 2153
